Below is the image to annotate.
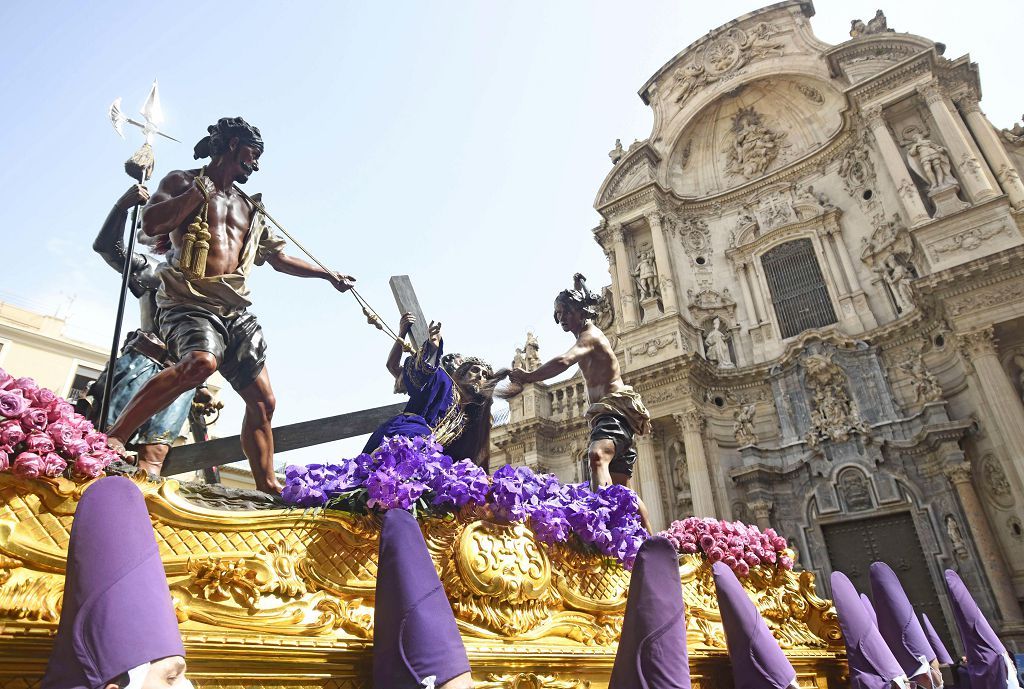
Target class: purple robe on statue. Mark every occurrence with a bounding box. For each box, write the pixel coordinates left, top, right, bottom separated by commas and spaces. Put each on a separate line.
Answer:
870, 562, 934, 679
373, 509, 470, 688
712, 561, 797, 689
363, 338, 457, 453
609, 537, 690, 689
945, 569, 1018, 689
921, 613, 955, 666
42, 477, 184, 689
831, 571, 908, 689
861, 593, 879, 628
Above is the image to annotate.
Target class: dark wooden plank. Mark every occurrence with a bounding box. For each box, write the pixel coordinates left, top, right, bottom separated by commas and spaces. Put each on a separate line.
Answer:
161, 401, 406, 475
389, 274, 428, 350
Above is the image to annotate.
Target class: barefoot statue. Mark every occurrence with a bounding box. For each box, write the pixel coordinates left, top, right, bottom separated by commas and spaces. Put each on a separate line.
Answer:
105, 117, 356, 494
86, 184, 205, 476
366, 313, 501, 471
507, 274, 654, 533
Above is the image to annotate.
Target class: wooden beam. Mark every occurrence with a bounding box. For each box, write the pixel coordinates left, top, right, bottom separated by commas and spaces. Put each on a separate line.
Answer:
161, 402, 406, 475
389, 274, 428, 350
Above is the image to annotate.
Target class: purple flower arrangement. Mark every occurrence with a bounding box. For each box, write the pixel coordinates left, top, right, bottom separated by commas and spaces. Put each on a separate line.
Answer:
282, 436, 649, 568
659, 516, 794, 577
0, 367, 120, 481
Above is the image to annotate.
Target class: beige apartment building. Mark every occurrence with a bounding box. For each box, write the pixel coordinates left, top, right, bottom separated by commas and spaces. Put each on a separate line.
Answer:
491, 1, 1024, 649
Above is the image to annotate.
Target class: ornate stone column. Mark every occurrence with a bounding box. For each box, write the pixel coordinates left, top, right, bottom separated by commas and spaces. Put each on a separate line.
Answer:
735, 260, 761, 325
918, 81, 998, 203
646, 212, 679, 316
945, 462, 1024, 623
673, 409, 716, 517
958, 328, 1024, 492
610, 225, 640, 329
747, 263, 771, 324
827, 221, 864, 293
599, 239, 622, 331
958, 90, 1024, 210
817, 229, 849, 295
634, 432, 666, 532
748, 498, 774, 531
865, 106, 931, 225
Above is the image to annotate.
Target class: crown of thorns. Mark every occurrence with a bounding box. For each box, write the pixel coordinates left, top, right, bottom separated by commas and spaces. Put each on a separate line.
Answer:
442, 353, 493, 377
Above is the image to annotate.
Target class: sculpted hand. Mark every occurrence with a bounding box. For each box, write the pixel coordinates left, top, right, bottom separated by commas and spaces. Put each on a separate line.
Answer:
328, 272, 357, 293
508, 367, 530, 385
428, 320, 442, 348
116, 184, 150, 211
398, 312, 416, 337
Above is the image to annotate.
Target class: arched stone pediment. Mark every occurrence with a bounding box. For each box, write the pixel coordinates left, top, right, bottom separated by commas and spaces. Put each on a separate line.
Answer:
825, 33, 942, 85
665, 76, 844, 197
595, 143, 661, 207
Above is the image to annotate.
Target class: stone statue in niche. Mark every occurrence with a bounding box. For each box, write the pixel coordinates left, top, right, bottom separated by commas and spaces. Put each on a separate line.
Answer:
723, 107, 787, 180
732, 403, 757, 446
883, 254, 916, 313
670, 439, 690, 492
945, 514, 968, 560
898, 355, 943, 403
512, 347, 528, 370
704, 317, 735, 369
902, 126, 956, 190
839, 470, 873, 511
633, 244, 659, 300
524, 331, 541, 371
594, 285, 615, 333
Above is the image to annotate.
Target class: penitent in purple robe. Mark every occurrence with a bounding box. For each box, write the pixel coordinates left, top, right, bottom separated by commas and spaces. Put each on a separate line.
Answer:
945, 569, 1019, 689
42, 477, 184, 689
920, 613, 955, 666
363, 339, 457, 454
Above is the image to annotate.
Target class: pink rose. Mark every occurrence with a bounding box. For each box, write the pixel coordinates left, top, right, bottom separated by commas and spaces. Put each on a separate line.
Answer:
85, 431, 109, 452
24, 431, 55, 454
0, 446, 9, 471
0, 419, 26, 446
0, 389, 30, 419
64, 438, 91, 459
744, 552, 761, 567
699, 534, 716, 550
12, 377, 38, 397
764, 550, 777, 564
0, 368, 12, 390
707, 547, 725, 562
73, 453, 107, 478
31, 388, 58, 407
680, 542, 699, 554
20, 408, 48, 432
779, 556, 794, 570
770, 536, 787, 551
723, 555, 738, 567
12, 451, 44, 479
735, 560, 750, 576
46, 420, 78, 449
70, 415, 95, 435
41, 452, 67, 478
764, 528, 778, 539
46, 400, 75, 423
729, 546, 745, 559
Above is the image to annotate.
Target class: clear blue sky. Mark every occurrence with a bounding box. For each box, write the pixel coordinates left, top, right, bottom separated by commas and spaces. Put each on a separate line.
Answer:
0, 1, 1018, 466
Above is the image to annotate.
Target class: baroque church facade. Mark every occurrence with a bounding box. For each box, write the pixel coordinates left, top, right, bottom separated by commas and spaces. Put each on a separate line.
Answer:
490, 2, 1024, 648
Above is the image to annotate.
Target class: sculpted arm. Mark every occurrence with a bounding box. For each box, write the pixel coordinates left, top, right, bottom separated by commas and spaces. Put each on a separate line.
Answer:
511, 335, 594, 384
93, 185, 151, 274
140, 171, 205, 237
386, 313, 416, 379
265, 252, 356, 292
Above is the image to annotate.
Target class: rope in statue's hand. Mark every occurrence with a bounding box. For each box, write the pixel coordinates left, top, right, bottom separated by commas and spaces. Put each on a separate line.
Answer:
232, 186, 416, 354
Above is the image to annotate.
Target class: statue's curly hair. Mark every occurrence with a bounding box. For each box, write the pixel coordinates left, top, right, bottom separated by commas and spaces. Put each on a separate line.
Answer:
553, 273, 599, 322
193, 116, 264, 159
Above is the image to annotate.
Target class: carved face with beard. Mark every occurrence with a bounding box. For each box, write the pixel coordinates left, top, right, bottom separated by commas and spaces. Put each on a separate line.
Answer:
443, 355, 495, 404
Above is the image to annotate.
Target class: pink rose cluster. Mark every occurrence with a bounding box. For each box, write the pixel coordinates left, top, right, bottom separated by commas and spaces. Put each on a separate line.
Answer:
659, 517, 794, 577
0, 367, 118, 481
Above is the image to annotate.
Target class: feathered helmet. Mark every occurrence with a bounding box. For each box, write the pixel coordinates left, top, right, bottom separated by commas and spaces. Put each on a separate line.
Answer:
553, 273, 600, 322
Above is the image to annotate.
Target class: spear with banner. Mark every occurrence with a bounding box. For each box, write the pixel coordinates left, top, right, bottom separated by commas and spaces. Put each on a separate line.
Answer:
98, 80, 178, 430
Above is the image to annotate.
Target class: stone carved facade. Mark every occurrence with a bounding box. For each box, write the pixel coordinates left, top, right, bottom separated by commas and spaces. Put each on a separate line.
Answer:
494, 1, 1024, 643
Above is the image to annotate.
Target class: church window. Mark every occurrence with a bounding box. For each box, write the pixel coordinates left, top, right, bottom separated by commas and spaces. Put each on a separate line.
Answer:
760, 239, 838, 339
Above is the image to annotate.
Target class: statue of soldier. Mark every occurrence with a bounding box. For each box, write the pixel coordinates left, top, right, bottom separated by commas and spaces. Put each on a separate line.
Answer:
106, 117, 356, 494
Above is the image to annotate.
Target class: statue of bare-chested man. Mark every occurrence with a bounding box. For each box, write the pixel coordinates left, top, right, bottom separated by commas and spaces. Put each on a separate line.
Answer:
508, 274, 654, 533
106, 117, 356, 493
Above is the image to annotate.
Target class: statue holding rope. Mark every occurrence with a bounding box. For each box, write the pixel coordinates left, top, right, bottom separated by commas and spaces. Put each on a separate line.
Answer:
105, 116, 356, 494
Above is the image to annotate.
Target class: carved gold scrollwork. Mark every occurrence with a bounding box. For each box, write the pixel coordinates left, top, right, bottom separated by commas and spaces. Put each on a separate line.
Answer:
477, 673, 591, 689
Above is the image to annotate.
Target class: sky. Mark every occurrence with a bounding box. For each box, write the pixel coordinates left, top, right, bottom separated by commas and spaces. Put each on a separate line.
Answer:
0, 1, 1019, 468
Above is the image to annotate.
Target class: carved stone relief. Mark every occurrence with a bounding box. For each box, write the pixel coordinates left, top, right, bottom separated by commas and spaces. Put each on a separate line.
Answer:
670, 22, 786, 105
671, 214, 712, 258
838, 145, 877, 198
849, 10, 892, 38
928, 220, 1010, 255
802, 353, 870, 449
687, 287, 737, 326
733, 403, 757, 445
837, 468, 873, 512
897, 355, 943, 404
980, 454, 1015, 508
723, 107, 789, 180
945, 514, 969, 561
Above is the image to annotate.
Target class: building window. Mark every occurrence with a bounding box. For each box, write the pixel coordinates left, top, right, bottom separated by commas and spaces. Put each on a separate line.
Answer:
67, 365, 102, 403
760, 238, 837, 339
